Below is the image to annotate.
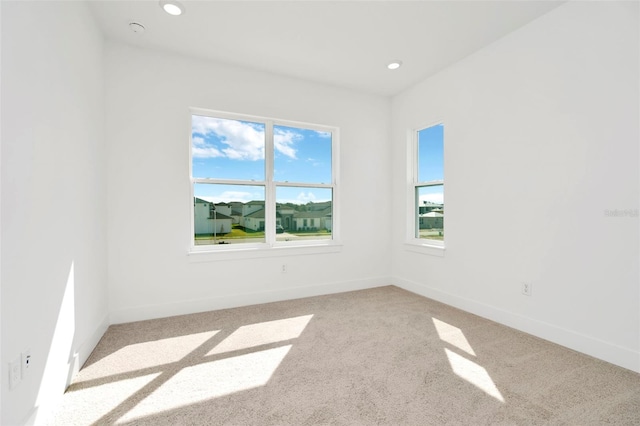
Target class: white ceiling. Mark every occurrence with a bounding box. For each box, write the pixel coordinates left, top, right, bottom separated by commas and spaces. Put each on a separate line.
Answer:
88, 0, 564, 97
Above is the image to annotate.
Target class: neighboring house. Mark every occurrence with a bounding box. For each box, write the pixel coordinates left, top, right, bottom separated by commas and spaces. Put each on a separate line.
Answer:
214, 202, 233, 217
277, 206, 296, 231
419, 211, 444, 229
324, 213, 332, 232
419, 201, 444, 215
243, 208, 283, 231
197, 199, 332, 233
292, 207, 332, 231
227, 201, 244, 224
242, 200, 264, 216
240, 200, 265, 228
194, 198, 233, 235
306, 201, 332, 212
244, 208, 266, 232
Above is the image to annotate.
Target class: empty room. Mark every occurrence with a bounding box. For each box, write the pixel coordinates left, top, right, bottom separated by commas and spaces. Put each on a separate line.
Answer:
1, 0, 638, 425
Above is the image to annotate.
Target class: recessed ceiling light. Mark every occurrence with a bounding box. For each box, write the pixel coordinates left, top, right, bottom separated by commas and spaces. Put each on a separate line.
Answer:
387, 60, 403, 70
129, 22, 145, 34
160, 0, 184, 16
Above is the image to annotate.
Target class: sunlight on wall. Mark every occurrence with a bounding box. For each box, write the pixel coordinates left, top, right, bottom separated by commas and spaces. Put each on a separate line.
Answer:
77, 331, 219, 382
208, 314, 313, 355
432, 318, 476, 356
444, 348, 504, 402
118, 345, 292, 423
34, 262, 76, 421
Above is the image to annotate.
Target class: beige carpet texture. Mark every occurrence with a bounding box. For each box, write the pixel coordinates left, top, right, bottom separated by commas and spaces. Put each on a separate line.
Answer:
50, 286, 640, 425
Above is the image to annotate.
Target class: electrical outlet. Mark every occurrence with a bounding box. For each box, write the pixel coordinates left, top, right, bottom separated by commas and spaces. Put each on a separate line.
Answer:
522, 282, 532, 296
22, 349, 32, 376
281, 264, 287, 273
9, 358, 21, 390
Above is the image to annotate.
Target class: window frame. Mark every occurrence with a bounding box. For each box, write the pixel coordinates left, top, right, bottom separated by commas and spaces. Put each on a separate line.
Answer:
189, 108, 340, 254
406, 121, 445, 252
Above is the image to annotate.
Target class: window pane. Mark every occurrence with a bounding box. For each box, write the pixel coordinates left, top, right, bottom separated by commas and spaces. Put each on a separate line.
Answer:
418, 124, 444, 182
275, 187, 332, 242
273, 125, 332, 184
191, 115, 265, 180
194, 183, 265, 245
416, 185, 444, 240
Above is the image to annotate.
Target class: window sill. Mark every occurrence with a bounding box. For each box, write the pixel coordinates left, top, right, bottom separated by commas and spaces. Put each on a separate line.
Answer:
404, 242, 445, 257
188, 242, 342, 262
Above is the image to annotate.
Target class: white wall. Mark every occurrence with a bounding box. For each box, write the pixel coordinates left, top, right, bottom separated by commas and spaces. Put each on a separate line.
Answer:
2, 2, 636, 424
105, 43, 392, 323
391, 1, 639, 372
1, 2, 108, 424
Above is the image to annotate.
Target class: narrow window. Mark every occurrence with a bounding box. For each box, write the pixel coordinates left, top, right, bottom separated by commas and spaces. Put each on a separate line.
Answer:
415, 124, 444, 243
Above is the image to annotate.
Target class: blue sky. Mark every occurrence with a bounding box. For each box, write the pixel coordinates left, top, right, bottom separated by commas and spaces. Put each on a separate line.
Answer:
417, 124, 444, 205
192, 115, 332, 204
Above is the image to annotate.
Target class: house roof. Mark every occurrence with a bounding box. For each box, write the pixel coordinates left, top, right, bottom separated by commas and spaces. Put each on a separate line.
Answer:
294, 208, 331, 219
207, 212, 233, 221
306, 201, 332, 211
195, 199, 232, 208
246, 209, 284, 219
245, 209, 265, 219
421, 212, 444, 218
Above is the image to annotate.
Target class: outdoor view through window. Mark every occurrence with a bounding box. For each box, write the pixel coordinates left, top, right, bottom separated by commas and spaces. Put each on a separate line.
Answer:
416, 124, 444, 242
191, 112, 334, 247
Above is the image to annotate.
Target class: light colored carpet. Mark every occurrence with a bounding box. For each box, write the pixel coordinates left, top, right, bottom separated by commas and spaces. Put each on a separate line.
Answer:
50, 286, 640, 425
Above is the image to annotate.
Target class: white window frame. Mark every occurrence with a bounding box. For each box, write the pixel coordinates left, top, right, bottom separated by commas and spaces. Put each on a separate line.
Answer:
189, 108, 340, 255
406, 121, 445, 255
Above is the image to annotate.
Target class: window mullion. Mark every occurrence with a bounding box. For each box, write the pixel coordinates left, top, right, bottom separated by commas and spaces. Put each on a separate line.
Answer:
265, 121, 275, 246
416, 180, 444, 187
192, 178, 266, 186
273, 182, 333, 189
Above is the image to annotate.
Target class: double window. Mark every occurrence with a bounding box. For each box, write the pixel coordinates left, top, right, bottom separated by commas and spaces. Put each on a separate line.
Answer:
190, 109, 337, 250
412, 123, 444, 246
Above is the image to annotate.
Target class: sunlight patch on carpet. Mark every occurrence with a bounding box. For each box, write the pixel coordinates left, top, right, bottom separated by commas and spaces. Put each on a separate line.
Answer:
117, 345, 292, 423
445, 348, 505, 402
432, 318, 476, 356
208, 314, 313, 355
54, 373, 161, 425
78, 330, 219, 381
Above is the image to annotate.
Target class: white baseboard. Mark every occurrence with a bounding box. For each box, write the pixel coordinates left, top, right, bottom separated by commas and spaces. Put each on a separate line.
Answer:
67, 314, 110, 386
26, 314, 110, 426
109, 276, 390, 325
393, 277, 640, 373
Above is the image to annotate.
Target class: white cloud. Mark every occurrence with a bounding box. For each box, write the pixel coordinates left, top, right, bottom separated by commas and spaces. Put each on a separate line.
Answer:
296, 191, 317, 203
195, 191, 260, 204
193, 136, 206, 147
192, 136, 224, 158
274, 128, 300, 159
192, 116, 265, 161
219, 191, 257, 203
419, 193, 444, 205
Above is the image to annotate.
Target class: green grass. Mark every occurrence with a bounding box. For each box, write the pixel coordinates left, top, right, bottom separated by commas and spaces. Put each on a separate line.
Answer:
195, 226, 264, 240
196, 226, 336, 240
